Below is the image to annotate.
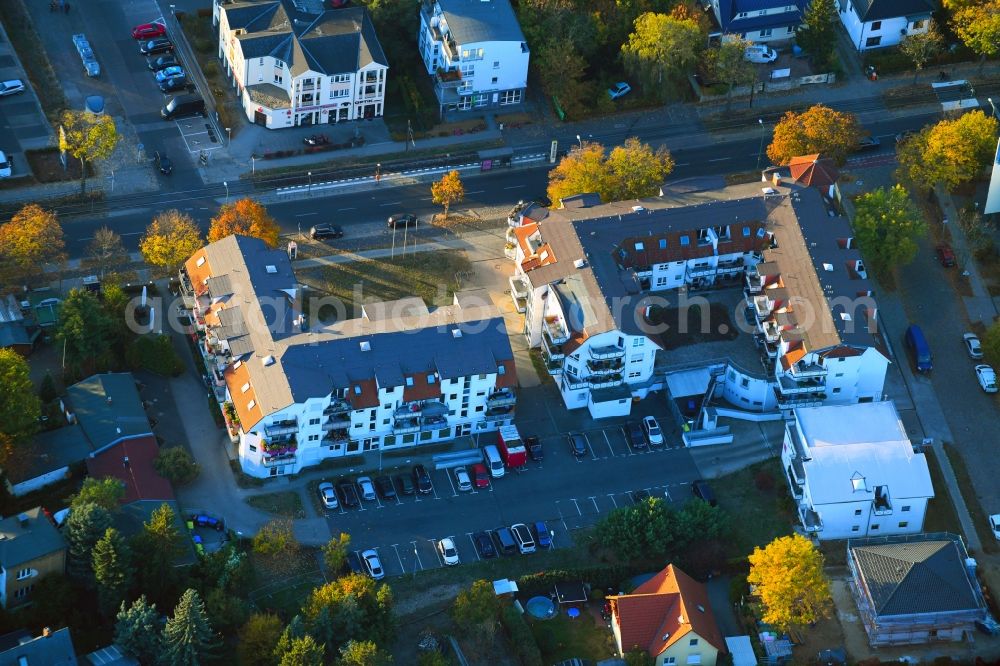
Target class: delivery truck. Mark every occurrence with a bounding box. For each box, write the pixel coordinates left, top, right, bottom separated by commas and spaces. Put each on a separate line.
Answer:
497, 425, 527, 469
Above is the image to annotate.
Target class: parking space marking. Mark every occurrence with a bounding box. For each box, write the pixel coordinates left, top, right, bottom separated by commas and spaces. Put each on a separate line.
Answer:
429, 539, 443, 567
583, 433, 598, 461
607, 493, 619, 509
444, 470, 457, 497
391, 544, 405, 572
466, 533, 481, 561
410, 541, 425, 571
570, 499, 582, 516
589, 496, 600, 513
602, 430, 615, 459
620, 426, 637, 456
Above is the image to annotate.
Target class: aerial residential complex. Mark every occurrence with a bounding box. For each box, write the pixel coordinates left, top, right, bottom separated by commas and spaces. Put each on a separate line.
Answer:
180, 235, 516, 477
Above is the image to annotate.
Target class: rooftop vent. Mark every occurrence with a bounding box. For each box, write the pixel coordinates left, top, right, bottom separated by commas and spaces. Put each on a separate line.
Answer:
451, 329, 462, 338
17, 513, 29, 528
262, 355, 275, 366
265, 265, 277, 274
573, 258, 587, 269
360, 341, 371, 351
823, 263, 834, 272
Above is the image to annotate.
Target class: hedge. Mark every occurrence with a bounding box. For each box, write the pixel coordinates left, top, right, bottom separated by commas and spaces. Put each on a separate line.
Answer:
500, 605, 543, 666
516, 563, 644, 597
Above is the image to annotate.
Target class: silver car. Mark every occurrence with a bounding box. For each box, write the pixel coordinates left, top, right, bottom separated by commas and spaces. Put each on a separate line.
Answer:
454, 466, 472, 492
317, 482, 338, 510
0, 80, 24, 96
356, 476, 376, 501
361, 548, 384, 580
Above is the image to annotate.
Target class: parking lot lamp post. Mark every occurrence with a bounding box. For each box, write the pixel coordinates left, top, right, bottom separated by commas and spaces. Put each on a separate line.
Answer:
308, 171, 312, 194
989, 98, 998, 119
250, 154, 256, 174
575, 134, 582, 149
226, 126, 232, 144
223, 180, 229, 204
756, 119, 764, 171
412, 545, 418, 579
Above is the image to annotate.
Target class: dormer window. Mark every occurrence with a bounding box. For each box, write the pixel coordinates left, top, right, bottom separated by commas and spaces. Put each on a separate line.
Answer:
196, 256, 206, 267
498, 365, 506, 375
354, 385, 362, 395
405, 377, 414, 386
634, 242, 644, 251
851, 473, 867, 492
659, 239, 666, 249
427, 374, 436, 384
680, 236, 690, 246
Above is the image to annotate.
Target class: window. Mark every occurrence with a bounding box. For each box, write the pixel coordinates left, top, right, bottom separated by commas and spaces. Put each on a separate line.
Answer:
309, 418, 320, 426
274, 59, 284, 68
473, 93, 489, 108
493, 60, 500, 68
898, 521, 909, 528
249, 444, 257, 452
852, 525, 860, 532
832, 387, 842, 394
902, 505, 911, 512
16, 568, 31, 580
354, 386, 362, 395
247, 400, 256, 410
274, 73, 283, 84
760, 28, 772, 36
680, 235, 690, 246
743, 226, 751, 237
628, 371, 642, 378
689, 638, 699, 647
741, 377, 750, 388
383, 418, 389, 425
498, 365, 506, 375
632, 338, 644, 347
259, 58, 264, 66
871, 20, 881, 30
854, 509, 862, 516
865, 36, 881, 47
500, 89, 521, 105
329, 89, 350, 99
871, 524, 880, 530
331, 73, 350, 83
786, 26, 794, 33
460, 63, 475, 76
634, 242, 645, 251
241, 382, 250, 393
308, 434, 319, 442
736, 11, 747, 17
912, 19, 926, 29
427, 374, 436, 384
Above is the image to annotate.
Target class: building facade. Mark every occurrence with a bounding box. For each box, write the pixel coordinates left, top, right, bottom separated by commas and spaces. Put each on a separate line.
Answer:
0, 508, 66, 609
418, 0, 529, 116
709, 0, 807, 44
217, 0, 387, 129
837, 0, 935, 51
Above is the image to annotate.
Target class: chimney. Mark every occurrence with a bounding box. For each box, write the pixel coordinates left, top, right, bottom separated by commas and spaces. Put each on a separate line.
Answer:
123, 456, 130, 469
42, 627, 51, 637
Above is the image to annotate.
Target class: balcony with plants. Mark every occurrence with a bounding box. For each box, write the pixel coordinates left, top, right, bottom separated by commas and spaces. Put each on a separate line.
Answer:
322, 428, 350, 446
585, 358, 624, 375
264, 419, 298, 437
394, 400, 448, 418
222, 402, 241, 438
486, 389, 516, 408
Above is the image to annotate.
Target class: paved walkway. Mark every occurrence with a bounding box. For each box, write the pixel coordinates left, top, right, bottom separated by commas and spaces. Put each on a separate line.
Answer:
936, 184, 1000, 325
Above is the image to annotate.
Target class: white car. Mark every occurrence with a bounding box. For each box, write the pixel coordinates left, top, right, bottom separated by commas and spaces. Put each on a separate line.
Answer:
607, 82, 632, 100
356, 476, 376, 501
454, 466, 472, 492
437, 537, 460, 566
744, 45, 778, 63
642, 416, 664, 447
317, 482, 338, 510
990, 514, 1000, 541
0, 80, 24, 96
963, 332, 984, 359
0, 151, 10, 178
511, 523, 536, 554
976, 364, 998, 393
361, 548, 384, 580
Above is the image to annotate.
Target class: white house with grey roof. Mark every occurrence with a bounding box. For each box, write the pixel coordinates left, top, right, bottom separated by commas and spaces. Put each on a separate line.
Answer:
180, 235, 517, 478
418, 0, 529, 116
837, 0, 936, 51
782, 402, 933, 540
217, 0, 387, 129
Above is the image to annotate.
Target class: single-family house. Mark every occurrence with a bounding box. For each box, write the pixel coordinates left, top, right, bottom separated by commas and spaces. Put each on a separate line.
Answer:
4, 424, 90, 497
609, 563, 727, 666
0, 627, 77, 665
0, 295, 39, 356
0, 508, 66, 609
709, 0, 807, 44
782, 401, 934, 539
837, 0, 936, 51
848, 533, 988, 645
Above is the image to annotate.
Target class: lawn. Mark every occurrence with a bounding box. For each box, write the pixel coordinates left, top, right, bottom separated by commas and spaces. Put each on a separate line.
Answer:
713, 459, 796, 557
923, 446, 963, 536
297, 250, 472, 321
942, 443, 997, 554
245, 491, 306, 519
528, 612, 617, 664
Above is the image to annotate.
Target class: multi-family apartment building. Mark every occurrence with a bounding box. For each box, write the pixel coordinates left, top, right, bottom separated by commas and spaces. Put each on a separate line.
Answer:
180, 235, 516, 478
507, 179, 888, 419
417, 0, 529, 116
216, 0, 387, 129
709, 0, 807, 44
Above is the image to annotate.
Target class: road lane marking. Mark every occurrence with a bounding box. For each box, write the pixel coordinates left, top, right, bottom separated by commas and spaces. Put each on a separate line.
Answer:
379, 201, 403, 206
467, 190, 485, 194
294, 212, 318, 217
503, 185, 526, 189
708, 157, 730, 162
337, 207, 356, 211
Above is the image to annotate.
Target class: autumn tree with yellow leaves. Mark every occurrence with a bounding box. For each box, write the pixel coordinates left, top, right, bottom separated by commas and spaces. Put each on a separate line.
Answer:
547, 138, 674, 205
208, 198, 280, 247
60, 110, 119, 194
431, 170, 465, 218
950, 0, 1000, 69
747, 534, 833, 632
140, 210, 204, 276
0, 203, 66, 287
766, 104, 862, 166
896, 110, 998, 193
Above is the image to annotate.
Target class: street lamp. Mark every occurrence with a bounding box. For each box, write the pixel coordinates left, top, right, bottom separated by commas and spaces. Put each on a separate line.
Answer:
575, 134, 582, 148
225, 127, 232, 144
250, 154, 256, 174
308, 171, 312, 194
756, 118, 765, 171
223, 180, 229, 203
375, 162, 381, 183
989, 97, 998, 119
412, 544, 419, 579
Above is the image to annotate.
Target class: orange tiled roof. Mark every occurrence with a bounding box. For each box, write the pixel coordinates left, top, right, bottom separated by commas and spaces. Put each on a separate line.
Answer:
819, 346, 863, 359
617, 222, 768, 270
184, 249, 213, 297
780, 345, 807, 371
348, 379, 379, 410
224, 360, 264, 430
788, 154, 839, 189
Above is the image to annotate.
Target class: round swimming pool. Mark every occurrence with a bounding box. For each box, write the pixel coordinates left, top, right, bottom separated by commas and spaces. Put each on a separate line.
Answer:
524, 596, 556, 620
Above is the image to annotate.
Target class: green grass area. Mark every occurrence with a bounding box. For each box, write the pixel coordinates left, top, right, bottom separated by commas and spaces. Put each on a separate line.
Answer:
245, 491, 306, 519
252, 574, 325, 617
528, 612, 616, 663
528, 349, 555, 384
942, 443, 997, 553
713, 459, 796, 557
923, 447, 963, 535
297, 251, 472, 320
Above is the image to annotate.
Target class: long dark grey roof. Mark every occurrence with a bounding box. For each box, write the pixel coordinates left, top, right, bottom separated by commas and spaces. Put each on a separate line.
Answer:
0, 627, 76, 665
848, 0, 935, 22
8, 424, 91, 485
65, 373, 151, 450
437, 0, 525, 44
0, 507, 66, 570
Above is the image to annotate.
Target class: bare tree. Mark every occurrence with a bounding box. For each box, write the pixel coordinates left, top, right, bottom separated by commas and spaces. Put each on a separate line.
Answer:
87, 226, 129, 278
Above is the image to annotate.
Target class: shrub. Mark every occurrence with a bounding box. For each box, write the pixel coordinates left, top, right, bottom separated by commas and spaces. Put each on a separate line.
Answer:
154, 447, 200, 485
126, 335, 185, 376
203, 61, 220, 78
516, 563, 639, 597
499, 605, 543, 666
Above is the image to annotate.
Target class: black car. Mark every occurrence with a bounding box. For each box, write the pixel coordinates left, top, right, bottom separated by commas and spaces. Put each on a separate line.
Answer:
153, 151, 172, 175
472, 531, 496, 559
336, 479, 360, 508
159, 77, 191, 94
394, 473, 415, 496
624, 421, 647, 450
526, 435, 543, 462
310, 224, 343, 240
412, 464, 433, 495
387, 213, 417, 229
374, 475, 396, 500
692, 479, 717, 507
345, 550, 364, 574
147, 54, 179, 71
140, 38, 174, 55
854, 136, 880, 152
567, 432, 588, 458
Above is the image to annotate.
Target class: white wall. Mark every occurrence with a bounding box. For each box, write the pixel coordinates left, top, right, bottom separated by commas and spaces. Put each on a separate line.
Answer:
840, 5, 929, 51
10, 467, 70, 498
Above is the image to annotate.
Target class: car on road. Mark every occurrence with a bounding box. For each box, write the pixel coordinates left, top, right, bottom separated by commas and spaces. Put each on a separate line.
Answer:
471, 463, 490, 489
936, 244, 956, 268
132, 22, 166, 40
317, 482, 338, 510
374, 475, 396, 500
345, 550, 363, 574
454, 466, 472, 492
413, 464, 433, 494
356, 476, 376, 501
533, 521, 552, 548
976, 364, 998, 393
692, 479, 717, 506
472, 531, 496, 559
437, 537, 460, 566
361, 548, 384, 580
310, 224, 343, 240
964, 332, 984, 359
394, 473, 415, 496
511, 523, 536, 554
642, 416, 664, 448
147, 54, 179, 71
387, 213, 417, 229
155, 66, 185, 83
153, 151, 172, 175
140, 38, 174, 56
526, 435, 543, 461
0, 151, 11, 178
158, 77, 190, 94
624, 421, 646, 450
990, 514, 1000, 541
0, 80, 25, 97
336, 479, 359, 508
854, 136, 881, 152
607, 82, 632, 100
567, 432, 588, 458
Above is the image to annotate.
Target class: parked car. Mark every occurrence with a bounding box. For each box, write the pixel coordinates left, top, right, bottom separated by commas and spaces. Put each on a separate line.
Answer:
374, 475, 396, 500
692, 479, 717, 506
567, 432, 588, 458
854, 136, 881, 152
511, 523, 536, 554
936, 244, 956, 268
526, 435, 543, 461
154, 66, 185, 83
744, 44, 778, 63
310, 224, 343, 240
361, 548, 384, 580
394, 473, 415, 496
140, 38, 174, 56
131, 22, 166, 39
642, 416, 664, 448
0, 150, 11, 179
895, 129, 916, 144
345, 550, 363, 574
905, 324, 933, 373
607, 82, 631, 100
976, 364, 998, 393
454, 466, 472, 492
147, 54, 179, 71
356, 476, 376, 501
472, 531, 496, 559
437, 537, 459, 566
387, 213, 416, 229
471, 463, 490, 489
158, 77, 190, 94
412, 464, 433, 495
964, 332, 984, 359
493, 527, 517, 556
990, 514, 1000, 541
336, 479, 359, 508
533, 521, 552, 548
0, 80, 25, 97
624, 421, 647, 450
161, 94, 205, 120
317, 482, 338, 510
153, 151, 172, 175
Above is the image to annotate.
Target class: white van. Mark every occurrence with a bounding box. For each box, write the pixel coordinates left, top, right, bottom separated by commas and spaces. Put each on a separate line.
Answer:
483, 444, 505, 478
745, 44, 778, 63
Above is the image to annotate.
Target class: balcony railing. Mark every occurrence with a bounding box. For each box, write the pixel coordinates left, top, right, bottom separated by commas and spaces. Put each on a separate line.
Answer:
563, 374, 589, 391
687, 264, 716, 278
789, 362, 828, 378
322, 415, 351, 431
775, 387, 826, 406
442, 37, 459, 61
324, 398, 351, 415
394, 400, 448, 418
589, 345, 625, 360
777, 375, 827, 395
799, 506, 823, 532
588, 374, 624, 388
262, 453, 297, 467
264, 421, 298, 437
509, 275, 531, 299
586, 359, 624, 374
486, 390, 517, 407
322, 429, 350, 445
543, 316, 570, 344
393, 417, 421, 434
542, 350, 563, 375
484, 407, 514, 421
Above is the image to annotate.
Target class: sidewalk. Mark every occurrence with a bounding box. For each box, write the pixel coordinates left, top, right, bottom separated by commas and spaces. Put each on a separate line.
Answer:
935, 184, 1000, 325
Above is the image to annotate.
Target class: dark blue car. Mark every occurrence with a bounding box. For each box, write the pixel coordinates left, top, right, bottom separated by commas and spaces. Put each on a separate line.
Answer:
533, 521, 552, 548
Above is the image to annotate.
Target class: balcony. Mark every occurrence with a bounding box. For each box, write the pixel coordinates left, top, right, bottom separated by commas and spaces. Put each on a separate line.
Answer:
717, 257, 745, 273
777, 375, 827, 395
322, 415, 351, 431
762, 320, 780, 343
687, 264, 716, 278
589, 345, 625, 360
799, 506, 823, 532
323, 428, 350, 446
753, 333, 779, 359
541, 331, 564, 361
394, 400, 448, 418
543, 316, 569, 345
393, 417, 421, 434
752, 294, 774, 319
541, 349, 563, 375
589, 374, 624, 388
486, 390, 517, 408
435, 68, 462, 89
442, 36, 459, 61
509, 276, 530, 313
586, 358, 624, 375
563, 373, 589, 391
263, 453, 297, 467
484, 407, 514, 421
786, 464, 804, 498
774, 387, 826, 407
264, 420, 298, 437
789, 361, 828, 378
324, 398, 351, 415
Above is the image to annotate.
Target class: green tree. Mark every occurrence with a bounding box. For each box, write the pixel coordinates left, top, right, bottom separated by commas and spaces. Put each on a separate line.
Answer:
56, 288, 115, 375
92, 527, 132, 615
625, 649, 656, 666
237, 613, 283, 666
71, 477, 125, 512
710, 37, 756, 110
322, 532, 351, 573
418, 653, 449, 666
115, 595, 162, 664
796, 0, 837, 68
767, 104, 862, 166
38, 372, 58, 404
452, 579, 500, 651
161, 588, 220, 666
982, 319, 1000, 370
853, 185, 926, 275
952, 0, 1000, 70
274, 615, 306, 658
204, 586, 249, 634
253, 519, 299, 558
895, 110, 999, 192
338, 640, 393, 666
899, 22, 944, 83
279, 635, 325, 666
622, 12, 704, 101
65, 502, 113, 584
154, 447, 200, 485
596, 496, 676, 561
0, 348, 40, 443
536, 42, 590, 119
302, 574, 395, 649
60, 110, 119, 194
131, 503, 184, 602
747, 534, 833, 631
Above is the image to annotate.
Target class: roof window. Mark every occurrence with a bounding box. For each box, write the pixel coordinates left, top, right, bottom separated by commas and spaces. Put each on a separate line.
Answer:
354, 385, 362, 395
634, 242, 644, 251
196, 256, 206, 267
405, 377, 414, 386
679, 236, 690, 246
241, 382, 250, 393
659, 239, 666, 249
265, 265, 277, 274
247, 400, 256, 409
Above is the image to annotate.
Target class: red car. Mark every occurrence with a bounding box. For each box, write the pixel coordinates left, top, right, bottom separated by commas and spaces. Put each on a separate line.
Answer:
471, 463, 490, 489
132, 22, 166, 40
936, 244, 956, 268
